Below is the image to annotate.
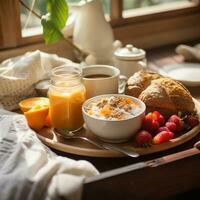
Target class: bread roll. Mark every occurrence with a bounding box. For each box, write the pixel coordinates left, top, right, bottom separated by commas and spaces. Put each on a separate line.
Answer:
125, 70, 162, 97
125, 70, 195, 115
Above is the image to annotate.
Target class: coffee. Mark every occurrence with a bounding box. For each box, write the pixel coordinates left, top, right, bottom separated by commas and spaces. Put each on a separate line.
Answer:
84, 74, 111, 79
82, 65, 124, 99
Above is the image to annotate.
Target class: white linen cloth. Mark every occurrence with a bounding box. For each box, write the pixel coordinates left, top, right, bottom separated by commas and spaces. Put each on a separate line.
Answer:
0, 50, 78, 111
175, 43, 200, 62
0, 108, 99, 200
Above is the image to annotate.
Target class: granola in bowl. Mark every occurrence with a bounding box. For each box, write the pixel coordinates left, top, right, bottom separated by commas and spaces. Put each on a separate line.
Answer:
82, 94, 146, 143
85, 96, 142, 120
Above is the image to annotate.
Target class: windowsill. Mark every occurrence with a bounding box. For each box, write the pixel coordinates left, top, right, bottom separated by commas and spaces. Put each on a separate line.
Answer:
22, 26, 42, 37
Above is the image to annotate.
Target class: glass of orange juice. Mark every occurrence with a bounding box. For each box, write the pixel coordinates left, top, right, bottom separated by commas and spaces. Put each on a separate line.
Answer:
48, 65, 86, 133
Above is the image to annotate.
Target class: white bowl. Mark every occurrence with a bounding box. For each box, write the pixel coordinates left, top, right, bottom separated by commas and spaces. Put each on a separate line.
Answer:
82, 94, 146, 143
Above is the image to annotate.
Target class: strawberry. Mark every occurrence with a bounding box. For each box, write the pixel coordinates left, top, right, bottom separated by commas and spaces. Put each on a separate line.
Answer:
186, 115, 199, 128
157, 126, 170, 133
152, 111, 165, 126
145, 112, 154, 120
165, 122, 177, 132
152, 111, 160, 118
142, 113, 160, 133
142, 118, 159, 133
168, 131, 175, 139
151, 120, 160, 132
157, 115, 165, 126
153, 131, 174, 145
168, 115, 183, 132
135, 130, 152, 147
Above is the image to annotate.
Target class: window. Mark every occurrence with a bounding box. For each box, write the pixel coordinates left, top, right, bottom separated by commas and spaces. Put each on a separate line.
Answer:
123, 0, 191, 19
0, 0, 200, 49
20, 0, 45, 37
110, 0, 200, 49
20, 0, 111, 38
123, 0, 188, 10
110, 0, 199, 24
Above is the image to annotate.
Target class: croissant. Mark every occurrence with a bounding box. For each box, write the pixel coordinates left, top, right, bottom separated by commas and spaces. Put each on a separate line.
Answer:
125, 70, 195, 115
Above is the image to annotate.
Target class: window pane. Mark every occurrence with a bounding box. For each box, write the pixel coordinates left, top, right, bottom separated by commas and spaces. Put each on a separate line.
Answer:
20, 0, 110, 37
123, 0, 189, 10
68, 0, 110, 14
20, 0, 46, 37
101, 0, 111, 14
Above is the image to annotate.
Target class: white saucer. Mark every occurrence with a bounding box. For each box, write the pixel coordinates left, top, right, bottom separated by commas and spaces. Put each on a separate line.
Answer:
158, 63, 200, 87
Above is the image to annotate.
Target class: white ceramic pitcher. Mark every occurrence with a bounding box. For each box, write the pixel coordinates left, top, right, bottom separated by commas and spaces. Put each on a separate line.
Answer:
64, 0, 116, 64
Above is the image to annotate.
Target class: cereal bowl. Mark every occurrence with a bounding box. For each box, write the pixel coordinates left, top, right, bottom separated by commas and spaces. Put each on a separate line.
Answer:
82, 94, 146, 143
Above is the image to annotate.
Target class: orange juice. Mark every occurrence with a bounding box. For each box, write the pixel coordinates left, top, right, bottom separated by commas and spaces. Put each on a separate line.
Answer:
48, 66, 86, 131
48, 87, 86, 130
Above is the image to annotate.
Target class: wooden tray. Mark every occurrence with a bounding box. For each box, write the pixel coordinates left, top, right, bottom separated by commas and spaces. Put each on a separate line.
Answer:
36, 99, 200, 157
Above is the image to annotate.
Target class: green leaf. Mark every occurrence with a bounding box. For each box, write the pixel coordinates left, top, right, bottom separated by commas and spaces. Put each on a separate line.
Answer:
41, 14, 64, 44
47, 0, 68, 29
41, 0, 68, 44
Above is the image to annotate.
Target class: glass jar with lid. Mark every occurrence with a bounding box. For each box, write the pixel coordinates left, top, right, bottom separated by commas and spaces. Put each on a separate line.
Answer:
48, 65, 86, 132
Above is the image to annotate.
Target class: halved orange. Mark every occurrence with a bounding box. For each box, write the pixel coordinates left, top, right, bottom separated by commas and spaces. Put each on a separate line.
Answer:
24, 104, 49, 131
19, 97, 49, 113
44, 113, 52, 128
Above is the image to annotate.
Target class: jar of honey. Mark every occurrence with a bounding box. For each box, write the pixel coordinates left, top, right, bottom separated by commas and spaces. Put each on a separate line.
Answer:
48, 65, 86, 131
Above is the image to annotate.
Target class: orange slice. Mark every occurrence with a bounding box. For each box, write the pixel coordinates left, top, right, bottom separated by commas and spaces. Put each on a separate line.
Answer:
19, 97, 49, 113
24, 104, 49, 131
44, 113, 52, 128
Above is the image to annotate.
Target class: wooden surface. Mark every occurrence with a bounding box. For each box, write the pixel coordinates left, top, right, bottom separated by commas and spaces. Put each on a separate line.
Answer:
52, 45, 200, 200
83, 154, 200, 200
3, 42, 199, 199
37, 99, 200, 157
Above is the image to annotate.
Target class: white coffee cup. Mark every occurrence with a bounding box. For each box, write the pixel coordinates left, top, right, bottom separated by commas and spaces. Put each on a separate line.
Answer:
82, 65, 127, 99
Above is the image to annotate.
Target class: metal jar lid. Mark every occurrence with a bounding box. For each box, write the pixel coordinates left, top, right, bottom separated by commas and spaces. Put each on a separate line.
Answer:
114, 44, 146, 60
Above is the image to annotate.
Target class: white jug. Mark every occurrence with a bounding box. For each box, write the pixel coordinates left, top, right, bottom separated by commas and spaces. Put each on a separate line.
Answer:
64, 0, 115, 65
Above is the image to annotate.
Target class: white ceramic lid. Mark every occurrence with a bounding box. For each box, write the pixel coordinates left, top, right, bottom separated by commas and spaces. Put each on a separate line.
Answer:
114, 44, 146, 60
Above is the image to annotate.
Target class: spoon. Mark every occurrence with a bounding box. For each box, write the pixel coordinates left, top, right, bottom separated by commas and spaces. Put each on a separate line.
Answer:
52, 128, 140, 158
53, 128, 104, 149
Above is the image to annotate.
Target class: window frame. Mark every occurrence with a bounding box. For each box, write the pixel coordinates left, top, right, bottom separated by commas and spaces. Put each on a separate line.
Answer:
0, 0, 200, 50
0, 0, 21, 48
110, 0, 200, 49
110, 0, 200, 26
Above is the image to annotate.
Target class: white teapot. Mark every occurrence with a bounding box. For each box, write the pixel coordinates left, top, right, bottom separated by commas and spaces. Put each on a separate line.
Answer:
113, 44, 147, 78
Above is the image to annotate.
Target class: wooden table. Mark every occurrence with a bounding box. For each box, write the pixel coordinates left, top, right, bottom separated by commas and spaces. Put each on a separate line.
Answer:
53, 45, 200, 200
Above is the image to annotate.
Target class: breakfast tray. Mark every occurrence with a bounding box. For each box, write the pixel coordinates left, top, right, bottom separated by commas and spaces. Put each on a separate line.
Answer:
37, 99, 200, 157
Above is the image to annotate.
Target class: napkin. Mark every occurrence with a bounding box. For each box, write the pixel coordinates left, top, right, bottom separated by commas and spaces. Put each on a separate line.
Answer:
0, 108, 99, 200
0, 50, 78, 111
175, 43, 200, 62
